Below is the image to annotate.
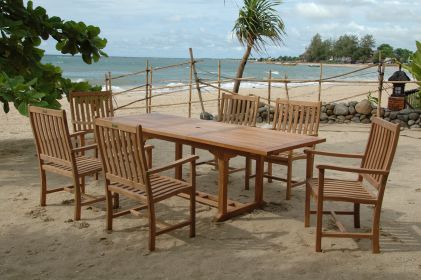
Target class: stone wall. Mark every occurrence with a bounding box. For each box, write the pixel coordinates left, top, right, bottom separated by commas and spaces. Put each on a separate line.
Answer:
255, 99, 421, 129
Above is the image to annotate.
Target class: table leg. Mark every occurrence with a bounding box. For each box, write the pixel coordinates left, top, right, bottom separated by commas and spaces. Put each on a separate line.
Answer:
217, 154, 230, 219
175, 143, 183, 180
254, 155, 264, 206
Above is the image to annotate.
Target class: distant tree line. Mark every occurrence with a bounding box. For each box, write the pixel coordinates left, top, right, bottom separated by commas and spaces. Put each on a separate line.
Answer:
258, 33, 413, 64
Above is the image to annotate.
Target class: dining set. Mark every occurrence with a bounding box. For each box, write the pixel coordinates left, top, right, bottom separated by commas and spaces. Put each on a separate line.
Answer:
28, 91, 400, 253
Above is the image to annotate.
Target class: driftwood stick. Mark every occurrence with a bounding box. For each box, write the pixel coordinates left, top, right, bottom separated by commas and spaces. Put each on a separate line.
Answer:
284, 74, 289, 100
267, 70, 272, 123
377, 60, 386, 117
318, 63, 323, 101
149, 66, 153, 112
218, 60, 221, 116
189, 60, 193, 118
189, 48, 205, 114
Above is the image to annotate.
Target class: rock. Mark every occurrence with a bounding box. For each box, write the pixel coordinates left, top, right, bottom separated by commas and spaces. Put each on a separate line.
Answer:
384, 111, 390, 118
409, 112, 420, 120
416, 119, 420, 124
371, 108, 385, 117
337, 115, 346, 121
344, 120, 351, 123
351, 117, 361, 123
200, 112, 213, 120
355, 113, 361, 117
397, 114, 409, 122
326, 104, 335, 110
256, 117, 263, 123
259, 101, 266, 108
258, 107, 267, 113
399, 108, 412, 115
389, 112, 398, 120
334, 103, 349, 116
360, 114, 367, 120
326, 109, 333, 115
320, 112, 328, 121
328, 115, 337, 120
348, 105, 356, 115
345, 115, 353, 120
361, 118, 371, 124
411, 124, 421, 129
355, 99, 372, 115
408, 120, 415, 126
320, 120, 328, 124
384, 117, 390, 122
349, 101, 358, 107
328, 120, 335, 124
321, 106, 327, 113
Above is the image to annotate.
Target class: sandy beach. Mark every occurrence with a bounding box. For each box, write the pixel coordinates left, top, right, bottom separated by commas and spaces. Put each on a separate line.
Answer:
1, 84, 421, 279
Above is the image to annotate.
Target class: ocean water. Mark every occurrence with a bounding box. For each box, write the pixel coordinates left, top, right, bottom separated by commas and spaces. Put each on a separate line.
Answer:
42, 55, 399, 92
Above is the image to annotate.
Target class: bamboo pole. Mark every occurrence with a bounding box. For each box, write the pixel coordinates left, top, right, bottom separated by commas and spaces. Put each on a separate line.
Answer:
188, 60, 193, 118
148, 66, 153, 113
108, 72, 112, 93
199, 81, 237, 95
189, 48, 206, 115
267, 70, 272, 123
217, 60, 221, 115
284, 74, 289, 100
116, 98, 219, 111
318, 63, 323, 101
105, 73, 109, 91
377, 59, 386, 117
145, 60, 149, 113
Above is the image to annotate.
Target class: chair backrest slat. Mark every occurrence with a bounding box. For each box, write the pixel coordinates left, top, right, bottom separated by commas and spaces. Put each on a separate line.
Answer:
70, 91, 114, 133
273, 99, 321, 136
95, 119, 148, 190
361, 118, 400, 190
29, 106, 73, 166
219, 93, 259, 126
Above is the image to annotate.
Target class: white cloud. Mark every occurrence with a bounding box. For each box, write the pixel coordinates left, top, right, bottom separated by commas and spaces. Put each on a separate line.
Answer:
295, 3, 331, 19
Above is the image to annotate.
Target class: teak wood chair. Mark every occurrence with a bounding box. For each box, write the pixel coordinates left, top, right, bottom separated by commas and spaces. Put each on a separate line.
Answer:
95, 119, 198, 251
249, 98, 321, 199
192, 93, 259, 189
29, 106, 105, 220
69, 91, 153, 167
304, 117, 400, 253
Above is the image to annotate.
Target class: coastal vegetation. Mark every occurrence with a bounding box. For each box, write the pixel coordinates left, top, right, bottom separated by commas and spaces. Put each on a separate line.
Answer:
232, 0, 285, 93
0, 0, 107, 115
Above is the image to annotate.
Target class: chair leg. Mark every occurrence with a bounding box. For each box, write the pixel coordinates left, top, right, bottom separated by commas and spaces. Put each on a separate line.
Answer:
106, 189, 113, 230
315, 197, 324, 252
80, 176, 86, 194
95, 148, 99, 180
372, 205, 381, 254
74, 177, 82, 221
189, 190, 196, 238
148, 204, 156, 251
244, 157, 251, 190
267, 162, 273, 183
146, 147, 153, 169
304, 183, 311, 227
113, 193, 120, 209
40, 170, 47, 206
354, 203, 360, 228
285, 160, 293, 200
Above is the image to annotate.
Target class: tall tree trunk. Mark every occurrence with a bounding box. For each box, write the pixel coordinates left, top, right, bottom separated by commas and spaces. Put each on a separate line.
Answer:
233, 44, 253, 93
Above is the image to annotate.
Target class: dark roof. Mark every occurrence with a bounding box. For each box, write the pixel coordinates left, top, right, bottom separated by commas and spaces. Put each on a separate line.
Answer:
388, 70, 411, 81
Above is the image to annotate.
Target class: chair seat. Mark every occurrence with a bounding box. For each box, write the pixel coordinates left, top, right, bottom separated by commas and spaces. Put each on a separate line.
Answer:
42, 156, 102, 177
308, 178, 377, 204
109, 175, 193, 203
266, 150, 307, 163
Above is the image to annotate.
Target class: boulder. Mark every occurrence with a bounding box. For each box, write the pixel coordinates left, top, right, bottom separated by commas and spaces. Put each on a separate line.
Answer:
345, 115, 353, 120
328, 120, 335, 124
397, 114, 409, 122
389, 112, 398, 120
326, 109, 333, 115
411, 124, 421, 129
348, 105, 356, 115
409, 112, 420, 121
334, 103, 349, 116
200, 112, 214, 120
256, 116, 263, 123
371, 108, 385, 117
351, 117, 361, 123
349, 101, 358, 107
355, 99, 372, 115
408, 120, 415, 126
361, 118, 371, 124
337, 115, 346, 121
320, 112, 328, 121
360, 114, 367, 120
384, 111, 390, 118
321, 106, 327, 113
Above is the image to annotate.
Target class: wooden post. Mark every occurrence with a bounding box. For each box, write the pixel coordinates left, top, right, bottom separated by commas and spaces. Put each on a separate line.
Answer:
108, 72, 112, 93
267, 70, 272, 123
189, 48, 206, 115
105, 73, 109, 91
318, 63, 323, 101
149, 66, 153, 113
217, 60, 221, 116
188, 60, 193, 118
145, 60, 149, 113
284, 74, 289, 100
377, 59, 386, 117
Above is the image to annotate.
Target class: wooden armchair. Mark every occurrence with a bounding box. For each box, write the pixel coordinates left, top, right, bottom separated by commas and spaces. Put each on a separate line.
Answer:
69, 91, 153, 167
251, 99, 321, 199
29, 106, 105, 220
95, 119, 198, 251
304, 117, 400, 253
193, 93, 259, 189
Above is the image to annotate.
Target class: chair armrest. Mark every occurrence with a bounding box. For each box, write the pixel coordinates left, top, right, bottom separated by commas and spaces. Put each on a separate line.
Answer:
70, 131, 90, 138
316, 164, 389, 175
304, 149, 364, 159
72, 144, 98, 153
145, 144, 154, 150
147, 155, 199, 175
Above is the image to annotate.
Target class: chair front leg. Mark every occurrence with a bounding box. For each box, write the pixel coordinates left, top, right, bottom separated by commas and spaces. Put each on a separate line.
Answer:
245, 157, 251, 190
189, 160, 196, 238
372, 204, 382, 254
354, 203, 360, 228
304, 152, 314, 228
148, 203, 157, 251
73, 176, 82, 221
40, 169, 47, 206
267, 162, 273, 183
285, 159, 293, 200
315, 169, 325, 252
106, 188, 114, 230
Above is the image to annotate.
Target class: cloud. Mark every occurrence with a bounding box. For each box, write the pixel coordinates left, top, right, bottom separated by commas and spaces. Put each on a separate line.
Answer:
295, 3, 331, 19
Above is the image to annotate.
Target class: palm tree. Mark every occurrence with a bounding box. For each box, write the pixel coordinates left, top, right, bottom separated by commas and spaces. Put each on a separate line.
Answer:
232, 0, 286, 93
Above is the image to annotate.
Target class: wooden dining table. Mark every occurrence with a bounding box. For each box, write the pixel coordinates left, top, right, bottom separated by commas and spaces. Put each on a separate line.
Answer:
101, 113, 326, 221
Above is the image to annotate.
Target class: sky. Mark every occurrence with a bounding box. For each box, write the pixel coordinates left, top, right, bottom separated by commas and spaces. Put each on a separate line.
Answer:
33, 0, 421, 59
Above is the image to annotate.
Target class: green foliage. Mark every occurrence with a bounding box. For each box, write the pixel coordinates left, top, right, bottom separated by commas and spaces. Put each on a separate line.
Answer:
233, 0, 286, 52
403, 41, 421, 87
304, 34, 333, 62
0, 0, 107, 115
367, 91, 379, 106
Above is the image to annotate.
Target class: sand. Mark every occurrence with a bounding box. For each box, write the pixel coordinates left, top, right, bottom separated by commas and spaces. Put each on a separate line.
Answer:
1, 84, 421, 279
